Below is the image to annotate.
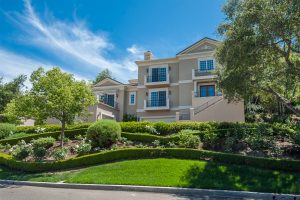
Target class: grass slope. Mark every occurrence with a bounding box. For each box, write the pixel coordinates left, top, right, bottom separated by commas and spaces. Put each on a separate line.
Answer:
1, 158, 299, 194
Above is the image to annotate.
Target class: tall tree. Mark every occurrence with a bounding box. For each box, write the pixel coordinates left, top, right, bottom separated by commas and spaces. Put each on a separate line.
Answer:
216, 0, 300, 115
4, 67, 96, 147
0, 75, 26, 113
93, 69, 112, 84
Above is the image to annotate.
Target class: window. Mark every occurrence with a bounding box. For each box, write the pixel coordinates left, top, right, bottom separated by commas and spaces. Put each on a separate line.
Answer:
200, 85, 215, 97
149, 90, 167, 107
199, 59, 214, 71
99, 94, 115, 107
129, 92, 136, 105
150, 67, 167, 82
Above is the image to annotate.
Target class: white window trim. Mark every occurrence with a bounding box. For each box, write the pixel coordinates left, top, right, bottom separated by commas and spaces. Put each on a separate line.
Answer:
198, 57, 215, 71
148, 65, 168, 76
129, 92, 136, 105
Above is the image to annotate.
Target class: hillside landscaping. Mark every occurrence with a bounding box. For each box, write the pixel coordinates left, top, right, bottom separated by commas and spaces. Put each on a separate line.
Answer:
0, 120, 300, 194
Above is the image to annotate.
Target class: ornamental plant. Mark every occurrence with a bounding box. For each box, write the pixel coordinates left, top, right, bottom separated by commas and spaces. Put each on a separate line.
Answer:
86, 120, 121, 148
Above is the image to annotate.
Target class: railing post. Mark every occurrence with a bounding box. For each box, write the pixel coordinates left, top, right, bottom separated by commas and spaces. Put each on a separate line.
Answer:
190, 108, 194, 121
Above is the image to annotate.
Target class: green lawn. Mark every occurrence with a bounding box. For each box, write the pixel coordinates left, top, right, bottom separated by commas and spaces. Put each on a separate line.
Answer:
1, 158, 300, 194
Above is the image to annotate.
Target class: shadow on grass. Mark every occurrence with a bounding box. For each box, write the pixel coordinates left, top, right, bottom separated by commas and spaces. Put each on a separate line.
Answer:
180, 162, 300, 195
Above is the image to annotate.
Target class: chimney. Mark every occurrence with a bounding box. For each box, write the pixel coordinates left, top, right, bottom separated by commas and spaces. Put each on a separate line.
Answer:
144, 51, 153, 61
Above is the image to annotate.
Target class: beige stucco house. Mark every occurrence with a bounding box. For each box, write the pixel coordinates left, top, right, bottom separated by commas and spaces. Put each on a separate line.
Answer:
91, 37, 245, 122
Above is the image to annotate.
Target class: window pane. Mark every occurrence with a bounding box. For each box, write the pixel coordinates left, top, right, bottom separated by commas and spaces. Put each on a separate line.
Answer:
159, 68, 167, 81
151, 91, 158, 106
200, 86, 207, 97
199, 61, 207, 71
107, 94, 114, 107
158, 91, 167, 106
130, 94, 135, 104
208, 85, 215, 96
207, 60, 214, 70
152, 68, 159, 82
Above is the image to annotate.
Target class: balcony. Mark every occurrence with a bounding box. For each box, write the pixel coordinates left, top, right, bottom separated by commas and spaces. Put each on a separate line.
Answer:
192, 69, 217, 80
144, 99, 170, 110
144, 74, 170, 87
194, 91, 222, 98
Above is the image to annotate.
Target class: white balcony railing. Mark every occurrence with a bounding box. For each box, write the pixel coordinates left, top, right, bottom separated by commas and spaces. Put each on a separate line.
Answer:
192, 69, 217, 80
144, 99, 170, 110
144, 74, 170, 86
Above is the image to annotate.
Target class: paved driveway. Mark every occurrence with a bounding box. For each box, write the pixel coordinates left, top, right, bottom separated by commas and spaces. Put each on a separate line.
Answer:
0, 184, 291, 200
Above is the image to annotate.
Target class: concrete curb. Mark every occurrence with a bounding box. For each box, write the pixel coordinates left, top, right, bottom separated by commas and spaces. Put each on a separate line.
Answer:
0, 180, 299, 199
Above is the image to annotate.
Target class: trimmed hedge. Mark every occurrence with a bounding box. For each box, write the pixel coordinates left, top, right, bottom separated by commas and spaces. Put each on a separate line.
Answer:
121, 132, 179, 144
1, 148, 300, 172
16, 124, 91, 134
120, 121, 295, 136
0, 128, 87, 145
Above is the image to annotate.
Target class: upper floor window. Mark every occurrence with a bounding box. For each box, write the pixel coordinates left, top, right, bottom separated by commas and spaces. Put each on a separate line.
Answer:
200, 85, 215, 97
129, 92, 136, 105
149, 89, 167, 107
199, 59, 214, 71
149, 66, 167, 82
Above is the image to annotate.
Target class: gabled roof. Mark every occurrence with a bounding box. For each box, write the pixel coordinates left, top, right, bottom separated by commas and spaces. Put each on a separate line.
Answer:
93, 77, 124, 87
176, 37, 220, 55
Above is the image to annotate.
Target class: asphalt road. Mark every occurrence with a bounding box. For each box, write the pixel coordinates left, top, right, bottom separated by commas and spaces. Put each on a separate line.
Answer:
0, 184, 263, 200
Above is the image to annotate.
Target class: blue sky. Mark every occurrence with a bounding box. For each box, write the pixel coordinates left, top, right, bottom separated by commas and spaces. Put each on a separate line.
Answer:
0, 0, 226, 84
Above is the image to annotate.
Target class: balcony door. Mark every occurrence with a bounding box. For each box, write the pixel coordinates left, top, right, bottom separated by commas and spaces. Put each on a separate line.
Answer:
151, 67, 167, 82
199, 85, 215, 97
150, 90, 167, 107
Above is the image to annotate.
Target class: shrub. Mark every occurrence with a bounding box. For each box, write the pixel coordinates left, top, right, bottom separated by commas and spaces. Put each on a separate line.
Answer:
0, 123, 16, 139
123, 114, 137, 122
35, 127, 46, 134
10, 140, 32, 160
145, 125, 159, 135
178, 130, 200, 148
245, 134, 275, 151
74, 141, 92, 156
152, 140, 160, 147
52, 147, 69, 160
32, 137, 56, 149
32, 146, 47, 161
86, 120, 121, 148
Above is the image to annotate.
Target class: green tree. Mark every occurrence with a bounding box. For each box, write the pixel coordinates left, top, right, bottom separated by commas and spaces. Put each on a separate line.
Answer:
4, 67, 96, 147
0, 75, 26, 113
216, 0, 300, 115
93, 69, 112, 84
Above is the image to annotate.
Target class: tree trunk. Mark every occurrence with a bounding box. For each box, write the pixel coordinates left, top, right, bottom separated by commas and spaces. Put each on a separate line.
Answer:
60, 120, 65, 148
265, 86, 300, 116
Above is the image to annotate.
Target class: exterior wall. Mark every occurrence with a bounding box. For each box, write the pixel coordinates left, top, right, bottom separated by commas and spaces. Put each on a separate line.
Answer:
192, 99, 245, 122
124, 90, 137, 115
178, 82, 193, 107
178, 59, 196, 81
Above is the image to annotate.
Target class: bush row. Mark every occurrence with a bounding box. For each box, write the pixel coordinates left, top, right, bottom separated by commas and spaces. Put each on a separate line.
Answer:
16, 123, 91, 134
120, 121, 295, 136
1, 148, 300, 172
0, 129, 88, 145
15, 122, 295, 137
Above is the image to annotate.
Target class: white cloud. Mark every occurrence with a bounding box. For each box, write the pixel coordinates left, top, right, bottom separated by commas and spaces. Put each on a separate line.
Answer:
0, 48, 89, 88
1, 0, 145, 83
